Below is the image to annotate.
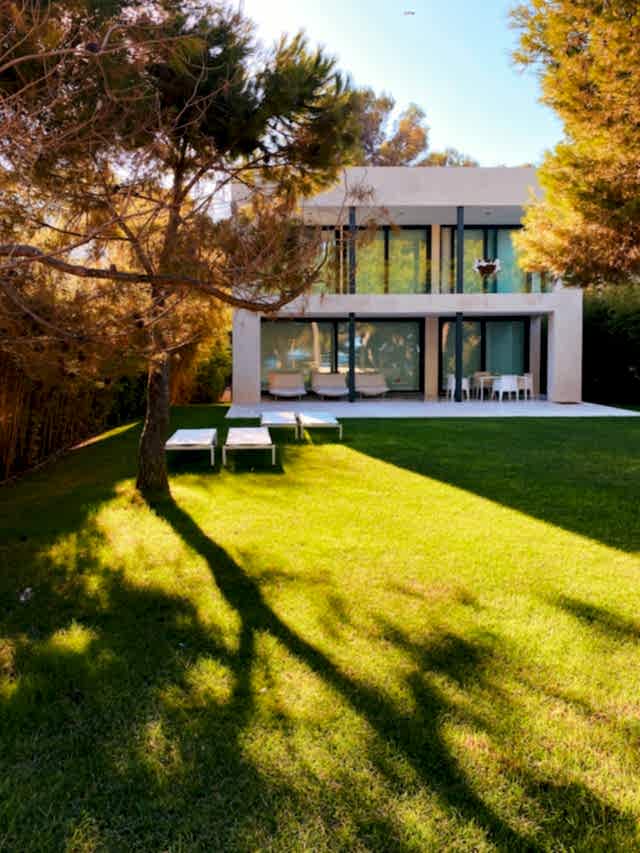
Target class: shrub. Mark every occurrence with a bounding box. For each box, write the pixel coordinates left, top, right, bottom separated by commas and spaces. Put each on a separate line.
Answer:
583, 284, 640, 404
189, 342, 232, 403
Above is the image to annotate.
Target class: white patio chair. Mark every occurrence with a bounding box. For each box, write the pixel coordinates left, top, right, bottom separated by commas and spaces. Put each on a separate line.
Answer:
355, 371, 389, 398
311, 370, 349, 398
268, 371, 306, 399
517, 373, 534, 400
492, 374, 519, 401
446, 373, 470, 400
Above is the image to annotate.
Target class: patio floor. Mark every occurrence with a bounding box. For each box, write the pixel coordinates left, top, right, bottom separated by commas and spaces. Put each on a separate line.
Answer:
227, 399, 638, 419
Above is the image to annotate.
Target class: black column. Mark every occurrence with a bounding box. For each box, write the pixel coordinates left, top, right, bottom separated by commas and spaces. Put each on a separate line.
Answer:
348, 312, 356, 402
455, 205, 464, 401
348, 206, 356, 295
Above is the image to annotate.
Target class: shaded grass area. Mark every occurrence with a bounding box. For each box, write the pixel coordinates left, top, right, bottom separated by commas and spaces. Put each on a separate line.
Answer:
1, 406, 639, 851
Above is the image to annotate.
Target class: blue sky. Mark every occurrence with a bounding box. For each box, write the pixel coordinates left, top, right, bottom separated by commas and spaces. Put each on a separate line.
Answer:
239, 0, 563, 166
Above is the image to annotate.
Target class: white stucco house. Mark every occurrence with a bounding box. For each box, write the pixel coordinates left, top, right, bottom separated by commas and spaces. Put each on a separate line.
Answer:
231, 166, 582, 405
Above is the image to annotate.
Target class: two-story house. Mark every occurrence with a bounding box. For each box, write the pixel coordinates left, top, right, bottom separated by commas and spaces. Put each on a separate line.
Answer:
231, 167, 582, 405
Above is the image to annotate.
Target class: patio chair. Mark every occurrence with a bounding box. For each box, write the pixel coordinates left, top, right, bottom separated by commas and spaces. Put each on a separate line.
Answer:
445, 373, 470, 400
267, 371, 306, 399
492, 374, 519, 401
311, 370, 349, 398
355, 371, 389, 398
517, 373, 534, 400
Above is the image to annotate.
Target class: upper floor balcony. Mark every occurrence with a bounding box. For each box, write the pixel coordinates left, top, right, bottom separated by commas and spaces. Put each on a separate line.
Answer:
312, 224, 551, 296
294, 165, 550, 296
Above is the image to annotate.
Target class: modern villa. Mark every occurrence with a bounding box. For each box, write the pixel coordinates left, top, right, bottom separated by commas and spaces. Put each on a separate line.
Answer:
231, 167, 582, 405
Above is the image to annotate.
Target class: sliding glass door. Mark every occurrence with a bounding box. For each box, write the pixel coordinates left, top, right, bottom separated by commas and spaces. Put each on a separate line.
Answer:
337, 320, 422, 391
260, 320, 335, 387
261, 318, 423, 393
439, 318, 529, 391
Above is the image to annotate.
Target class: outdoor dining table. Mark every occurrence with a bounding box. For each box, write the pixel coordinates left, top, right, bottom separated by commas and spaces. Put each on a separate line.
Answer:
473, 375, 499, 399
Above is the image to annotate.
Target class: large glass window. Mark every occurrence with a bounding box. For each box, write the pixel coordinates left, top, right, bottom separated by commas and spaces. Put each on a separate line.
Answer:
439, 318, 527, 390
486, 321, 525, 374
261, 320, 335, 387
440, 321, 482, 389
354, 230, 386, 294
440, 227, 544, 293
337, 320, 421, 391
388, 228, 429, 293
312, 230, 343, 294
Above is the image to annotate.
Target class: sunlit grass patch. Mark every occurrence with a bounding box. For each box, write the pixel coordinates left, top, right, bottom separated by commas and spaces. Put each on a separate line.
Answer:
0, 406, 639, 851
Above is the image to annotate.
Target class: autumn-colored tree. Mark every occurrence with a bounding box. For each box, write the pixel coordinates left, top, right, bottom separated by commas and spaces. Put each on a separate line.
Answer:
0, 1, 359, 496
351, 88, 428, 165
351, 87, 477, 168
420, 147, 478, 167
511, 0, 640, 283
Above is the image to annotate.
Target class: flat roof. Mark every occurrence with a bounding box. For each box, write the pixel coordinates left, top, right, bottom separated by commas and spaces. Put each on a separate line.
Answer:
306, 166, 541, 208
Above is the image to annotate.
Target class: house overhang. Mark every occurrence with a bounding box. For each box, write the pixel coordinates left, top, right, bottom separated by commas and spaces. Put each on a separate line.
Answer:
298, 166, 541, 226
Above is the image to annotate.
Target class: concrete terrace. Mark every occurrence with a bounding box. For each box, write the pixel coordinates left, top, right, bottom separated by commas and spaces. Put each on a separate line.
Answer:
227, 400, 638, 419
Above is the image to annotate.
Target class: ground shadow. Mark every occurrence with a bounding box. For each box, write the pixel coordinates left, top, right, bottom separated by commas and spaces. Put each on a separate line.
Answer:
151, 496, 635, 851
346, 417, 640, 554
553, 594, 640, 641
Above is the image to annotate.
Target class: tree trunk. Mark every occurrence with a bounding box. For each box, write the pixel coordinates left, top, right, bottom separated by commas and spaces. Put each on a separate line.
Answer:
136, 350, 171, 497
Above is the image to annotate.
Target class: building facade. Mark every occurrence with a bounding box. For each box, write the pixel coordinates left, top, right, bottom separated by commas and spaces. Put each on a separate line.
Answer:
231, 167, 582, 404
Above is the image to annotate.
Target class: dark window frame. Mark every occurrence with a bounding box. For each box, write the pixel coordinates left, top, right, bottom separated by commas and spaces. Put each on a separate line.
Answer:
437, 315, 531, 393
261, 316, 425, 393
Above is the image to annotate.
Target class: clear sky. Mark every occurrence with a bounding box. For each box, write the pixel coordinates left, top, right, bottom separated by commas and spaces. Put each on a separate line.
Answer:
239, 0, 563, 167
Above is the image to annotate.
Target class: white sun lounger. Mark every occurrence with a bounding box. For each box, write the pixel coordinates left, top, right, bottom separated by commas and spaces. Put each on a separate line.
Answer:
260, 411, 299, 439
223, 427, 276, 466
165, 428, 217, 466
297, 412, 343, 440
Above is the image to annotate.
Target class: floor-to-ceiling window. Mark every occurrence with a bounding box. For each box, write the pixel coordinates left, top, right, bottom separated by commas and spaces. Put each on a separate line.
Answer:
261, 320, 335, 387
313, 227, 430, 294
439, 318, 529, 391
354, 230, 386, 293
439, 227, 546, 294
337, 320, 422, 391
440, 320, 482, 384
261, 318, 423, 393
486, 320, 525, 374
388, 228, 430, 293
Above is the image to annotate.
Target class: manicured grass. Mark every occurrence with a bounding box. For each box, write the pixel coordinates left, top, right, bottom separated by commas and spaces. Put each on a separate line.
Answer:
1, 406, 639, 852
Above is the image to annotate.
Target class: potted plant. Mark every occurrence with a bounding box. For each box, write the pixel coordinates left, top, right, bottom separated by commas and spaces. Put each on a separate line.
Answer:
473, 258, 501, 279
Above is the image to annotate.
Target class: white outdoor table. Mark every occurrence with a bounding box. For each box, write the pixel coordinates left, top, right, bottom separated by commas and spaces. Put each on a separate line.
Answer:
475, 375, 498, 400
260, 411, 299, 439
165, 428, 217, 466
297, 412, 343, 440
223, 427, 276, 466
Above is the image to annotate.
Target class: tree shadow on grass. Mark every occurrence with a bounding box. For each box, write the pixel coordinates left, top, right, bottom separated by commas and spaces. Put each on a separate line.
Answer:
151, 495, 639, 851
2, 498, 636, 850
347, 418, 640, 554
553, 594, 640, 642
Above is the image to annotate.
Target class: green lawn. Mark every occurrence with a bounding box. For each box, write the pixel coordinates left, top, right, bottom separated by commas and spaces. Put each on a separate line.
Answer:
1, 407, 640, 852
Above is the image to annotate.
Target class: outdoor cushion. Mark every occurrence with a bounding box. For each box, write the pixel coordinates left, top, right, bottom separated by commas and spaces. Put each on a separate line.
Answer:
355, 372, 389, 396
311, 371, 349, 397
268, 371, 306, 397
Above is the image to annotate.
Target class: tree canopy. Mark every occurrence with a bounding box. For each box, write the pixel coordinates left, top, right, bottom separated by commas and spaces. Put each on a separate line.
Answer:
351, 87, 477, 167
511, 0, 640, 283
0, 0, 360, 494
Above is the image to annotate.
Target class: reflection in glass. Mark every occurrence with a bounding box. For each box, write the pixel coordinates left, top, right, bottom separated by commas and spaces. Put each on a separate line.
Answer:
312, 230, 342, 294
354, 230, 386, 294
486, 321, 525, 374
261, 320, 335, 386
388, 229, 428, 293
440, 321, 482, 389
338, 321, 421, 391
440, 227, 537, 293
